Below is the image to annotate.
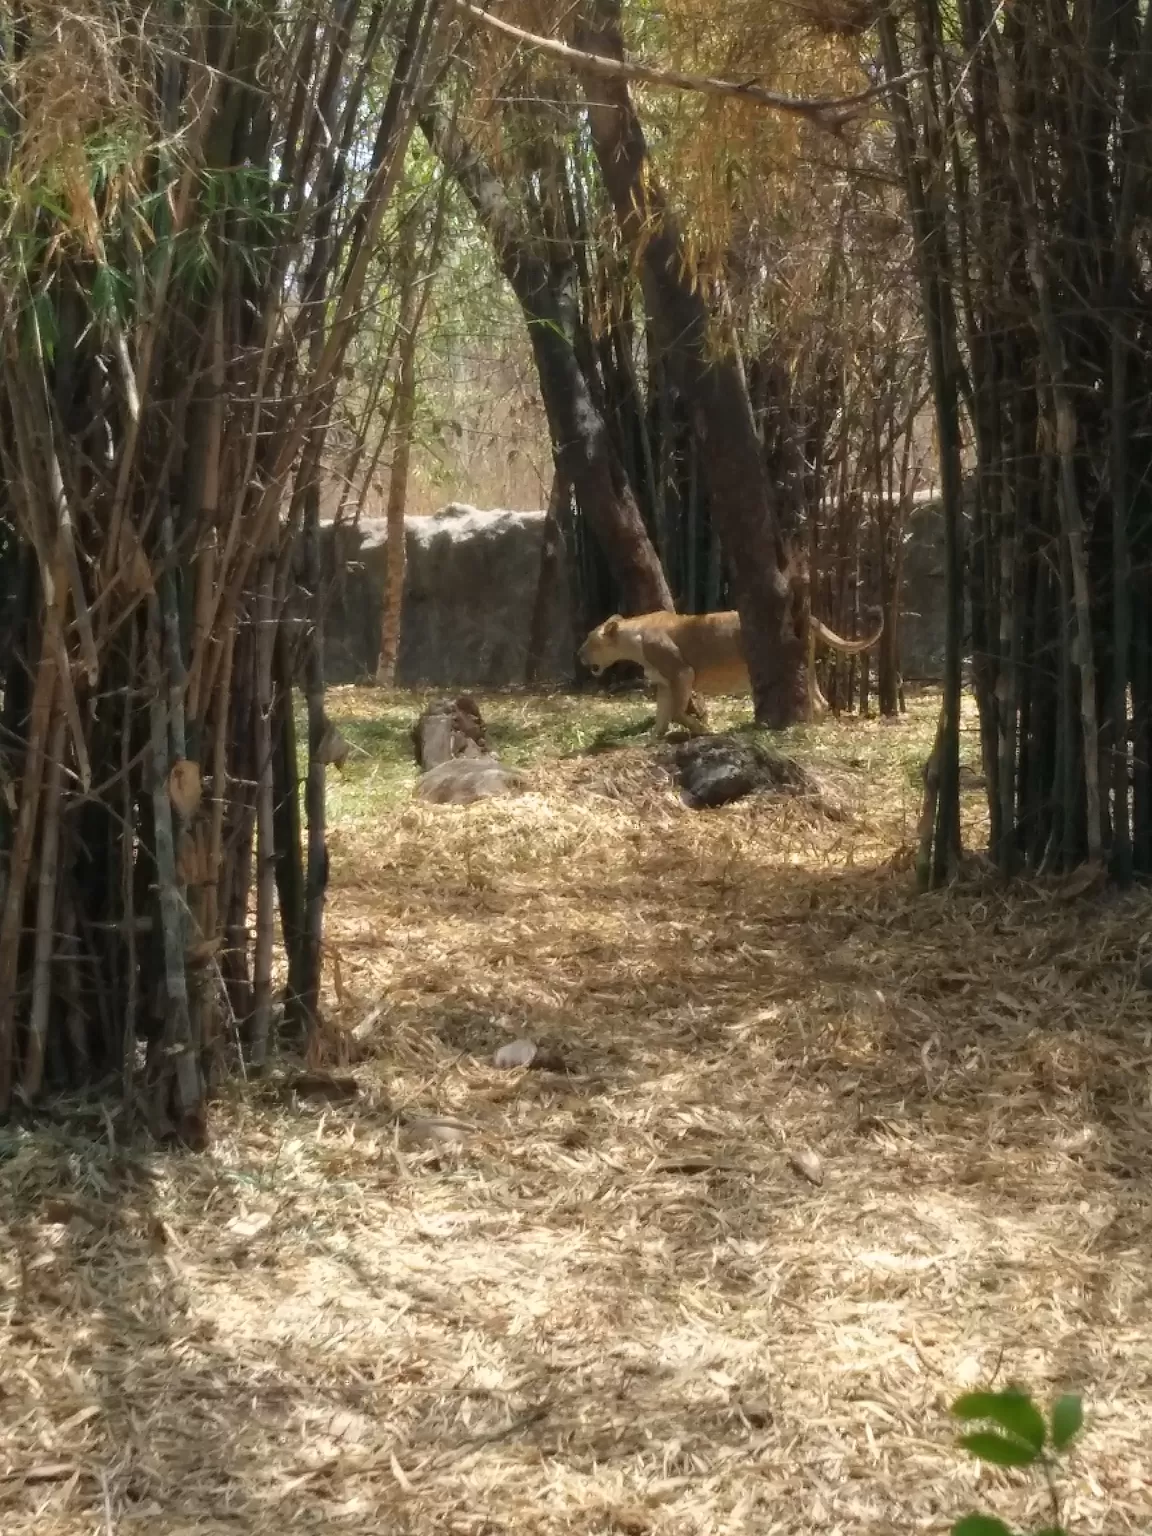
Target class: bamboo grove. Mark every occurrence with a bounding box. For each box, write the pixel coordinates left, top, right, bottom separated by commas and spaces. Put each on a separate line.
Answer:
879, 0, 1152, 884
0, 0, 447, 1138
3, 0, 1150, 1138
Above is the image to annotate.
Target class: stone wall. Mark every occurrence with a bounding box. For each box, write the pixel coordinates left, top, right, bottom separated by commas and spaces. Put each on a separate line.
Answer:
312, 494, 958, 690
316, 503, 575, 687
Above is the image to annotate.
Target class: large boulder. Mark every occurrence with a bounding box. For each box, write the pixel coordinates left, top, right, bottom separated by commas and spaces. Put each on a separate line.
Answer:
315, 503, 575, 688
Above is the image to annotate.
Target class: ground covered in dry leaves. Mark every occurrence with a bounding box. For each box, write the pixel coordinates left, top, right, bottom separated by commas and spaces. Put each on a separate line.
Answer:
3, 688, 1151, 1535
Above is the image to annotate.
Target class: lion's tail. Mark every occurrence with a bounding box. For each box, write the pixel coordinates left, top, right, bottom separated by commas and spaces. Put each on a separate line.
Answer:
811, 615, 884, 654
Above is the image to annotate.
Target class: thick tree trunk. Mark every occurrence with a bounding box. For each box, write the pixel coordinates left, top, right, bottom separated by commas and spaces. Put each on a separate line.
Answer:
573, 0, 809, 726
423, 109, 673, 616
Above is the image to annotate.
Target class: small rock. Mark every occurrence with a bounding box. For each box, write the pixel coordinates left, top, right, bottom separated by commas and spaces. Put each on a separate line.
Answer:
227, 1212, 272, 1239
284, 1070, 360, 1103
414, 757, 528, 805
401, 1116, 471, 1149
493, 1039, 538, 1069
529, 1044, 567, 1072
607, 1507, 652, 1535
738, 1399, 774, 1428
656, 1155, 716, 1176
788, 1146, 824, 1186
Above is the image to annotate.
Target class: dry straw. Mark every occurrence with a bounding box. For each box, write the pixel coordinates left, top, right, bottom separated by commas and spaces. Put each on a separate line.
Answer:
2, 692, 1150, 1533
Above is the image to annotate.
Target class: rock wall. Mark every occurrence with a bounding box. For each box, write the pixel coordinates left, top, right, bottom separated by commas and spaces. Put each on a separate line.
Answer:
312, 494, 959, 691
316, 503, 575, 687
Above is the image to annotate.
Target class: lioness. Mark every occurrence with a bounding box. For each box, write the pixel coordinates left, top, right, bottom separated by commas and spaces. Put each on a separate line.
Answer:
578, 609, 883, 735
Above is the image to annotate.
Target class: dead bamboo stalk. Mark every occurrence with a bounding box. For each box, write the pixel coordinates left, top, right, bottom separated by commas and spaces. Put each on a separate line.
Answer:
376, 223, 422, 686
249, 566, 278, 1069
22, 702, 67, 1099
202, 619, 236, 961
24, 307, 101, 688
996, 44, 1103, 866
146, 606, 205, 1145
192, 0, 447, 709
101, 34, 235, 596
0, 568, 64, 1108
122, 621, 139, 1118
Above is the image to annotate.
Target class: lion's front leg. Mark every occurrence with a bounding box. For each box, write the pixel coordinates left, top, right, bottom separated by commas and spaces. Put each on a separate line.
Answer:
651, 683, 674, 737
641, 634, 695, 738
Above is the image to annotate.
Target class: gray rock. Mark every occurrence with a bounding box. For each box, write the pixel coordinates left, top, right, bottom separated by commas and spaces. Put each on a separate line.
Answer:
413, 757, 529, 806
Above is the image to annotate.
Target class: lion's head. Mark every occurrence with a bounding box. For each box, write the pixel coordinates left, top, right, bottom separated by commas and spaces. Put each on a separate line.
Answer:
577, 616, 625, 675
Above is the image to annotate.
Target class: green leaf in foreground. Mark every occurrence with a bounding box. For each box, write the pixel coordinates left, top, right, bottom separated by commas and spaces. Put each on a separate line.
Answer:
952, 1516, 1016, 1536
1050, 1393, 1083, 1451
959, 1431, 1041, 1468
953, 1390, 1047, 1452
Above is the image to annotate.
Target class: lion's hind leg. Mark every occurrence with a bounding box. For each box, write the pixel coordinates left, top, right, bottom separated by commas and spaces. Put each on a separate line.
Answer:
669, 666, 703, 733
641, 633, 696, 738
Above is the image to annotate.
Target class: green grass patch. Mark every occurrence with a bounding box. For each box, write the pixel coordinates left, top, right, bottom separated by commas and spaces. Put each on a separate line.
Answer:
305, 681, 978, 826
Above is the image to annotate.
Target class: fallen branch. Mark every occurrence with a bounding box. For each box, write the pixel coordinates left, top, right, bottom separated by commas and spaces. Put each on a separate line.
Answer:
451, 0, 923, 130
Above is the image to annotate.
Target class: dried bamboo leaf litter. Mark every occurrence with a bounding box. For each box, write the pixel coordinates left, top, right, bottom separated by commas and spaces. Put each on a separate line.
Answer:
1, 688, 1150, 1535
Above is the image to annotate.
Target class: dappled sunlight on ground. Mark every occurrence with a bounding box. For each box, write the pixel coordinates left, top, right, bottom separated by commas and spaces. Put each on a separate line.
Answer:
2, 687, 1150, 1533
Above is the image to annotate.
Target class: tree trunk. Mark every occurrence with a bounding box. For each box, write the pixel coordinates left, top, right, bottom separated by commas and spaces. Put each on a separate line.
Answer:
423, 109, 673, 616
377, 220, 421, 685
573, 0, 809, 727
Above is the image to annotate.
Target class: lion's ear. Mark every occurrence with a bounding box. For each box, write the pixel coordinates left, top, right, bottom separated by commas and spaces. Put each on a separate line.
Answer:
603, 616, 621, 637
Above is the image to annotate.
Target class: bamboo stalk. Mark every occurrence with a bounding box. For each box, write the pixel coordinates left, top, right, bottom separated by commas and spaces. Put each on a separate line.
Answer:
0, 572, 63, 1107
878, 7, 965, 884
122, 620, 140, 1119
145, 606, 205, 1146
22, 701, 67, 1099
376, 217, 421, 686
997, 39, 1103, 867
249, 565, 277, 1069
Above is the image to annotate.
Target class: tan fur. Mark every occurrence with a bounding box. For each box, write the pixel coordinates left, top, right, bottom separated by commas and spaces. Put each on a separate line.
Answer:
578, 609, 883, 736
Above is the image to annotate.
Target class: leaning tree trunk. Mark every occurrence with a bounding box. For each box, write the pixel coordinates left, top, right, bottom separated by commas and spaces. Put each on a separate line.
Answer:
423, 107, 673, 616
573, 0, 809, 726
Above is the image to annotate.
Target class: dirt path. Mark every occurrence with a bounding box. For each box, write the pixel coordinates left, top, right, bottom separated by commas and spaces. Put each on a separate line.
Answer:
3, 697, 1151, 1534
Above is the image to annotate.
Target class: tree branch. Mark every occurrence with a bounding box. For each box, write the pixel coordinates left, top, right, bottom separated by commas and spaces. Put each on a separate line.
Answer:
451, 0, 923, 131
